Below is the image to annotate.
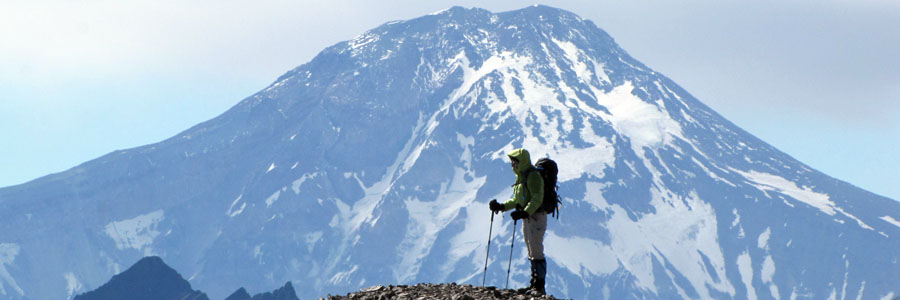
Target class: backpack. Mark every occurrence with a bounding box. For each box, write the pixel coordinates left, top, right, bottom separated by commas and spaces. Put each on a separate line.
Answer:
523, 158, 561, 218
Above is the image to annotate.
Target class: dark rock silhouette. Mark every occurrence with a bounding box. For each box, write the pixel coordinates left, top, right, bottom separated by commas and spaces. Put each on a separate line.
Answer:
225, 287, 252, 300
228, 282, 299, 300
76, 256, 299, 300
73, 256, 208, 300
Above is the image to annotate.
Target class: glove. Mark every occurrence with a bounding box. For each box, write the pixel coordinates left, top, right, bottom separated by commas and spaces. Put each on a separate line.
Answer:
510, 210, 529, 220
489, 199, 504, 213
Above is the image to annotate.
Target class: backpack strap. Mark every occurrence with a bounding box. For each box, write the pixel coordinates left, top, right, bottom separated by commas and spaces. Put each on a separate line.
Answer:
521, 167, 547, 212
519, 167, 536, 195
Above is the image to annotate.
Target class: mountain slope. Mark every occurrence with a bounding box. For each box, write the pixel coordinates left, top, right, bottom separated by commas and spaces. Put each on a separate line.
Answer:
1, 5, 898, 300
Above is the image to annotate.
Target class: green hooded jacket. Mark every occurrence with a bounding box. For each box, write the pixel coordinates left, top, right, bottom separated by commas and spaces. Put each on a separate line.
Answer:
502, 148, 544, 215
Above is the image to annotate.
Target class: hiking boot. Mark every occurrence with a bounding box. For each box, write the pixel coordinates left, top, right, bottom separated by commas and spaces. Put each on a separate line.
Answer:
533, 258, 546, 295
516, 259, 546, 294
515, 279, 535, 293
515, 259, 538, 293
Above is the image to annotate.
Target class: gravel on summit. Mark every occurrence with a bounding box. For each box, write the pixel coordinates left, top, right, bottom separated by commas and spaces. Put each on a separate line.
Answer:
322, 283, 563, 300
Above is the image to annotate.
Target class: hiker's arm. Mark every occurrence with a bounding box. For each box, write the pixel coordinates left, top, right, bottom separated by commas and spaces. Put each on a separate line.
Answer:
502, 184, 522, 211
501, 197, 516, 211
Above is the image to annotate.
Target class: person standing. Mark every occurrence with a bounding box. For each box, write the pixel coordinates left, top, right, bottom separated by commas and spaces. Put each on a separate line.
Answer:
489, 148, 547, 294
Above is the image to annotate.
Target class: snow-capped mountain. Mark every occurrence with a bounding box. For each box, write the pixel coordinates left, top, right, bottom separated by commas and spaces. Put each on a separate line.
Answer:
1, 5, 898, 300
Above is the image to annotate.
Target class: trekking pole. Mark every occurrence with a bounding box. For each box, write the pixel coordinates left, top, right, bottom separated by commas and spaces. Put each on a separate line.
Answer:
481, 208, 495, 287
505, 218, 517, 289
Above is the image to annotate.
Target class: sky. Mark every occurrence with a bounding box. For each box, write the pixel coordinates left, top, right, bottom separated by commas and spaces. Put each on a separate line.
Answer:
2, 0, 898, 201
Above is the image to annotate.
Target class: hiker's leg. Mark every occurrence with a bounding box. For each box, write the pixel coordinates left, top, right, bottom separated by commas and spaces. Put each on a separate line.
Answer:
527, 212, 547, 260
523, 216, 534, 259
529, 212, 548, 294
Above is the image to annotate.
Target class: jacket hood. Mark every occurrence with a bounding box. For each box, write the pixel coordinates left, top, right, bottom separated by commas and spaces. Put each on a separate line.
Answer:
507, 148, 533, 175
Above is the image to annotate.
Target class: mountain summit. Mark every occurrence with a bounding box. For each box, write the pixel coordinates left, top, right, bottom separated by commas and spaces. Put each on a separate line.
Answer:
1, 5, 898, 300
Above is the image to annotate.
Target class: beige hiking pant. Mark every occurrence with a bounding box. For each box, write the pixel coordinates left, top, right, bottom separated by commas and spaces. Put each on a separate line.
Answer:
523, 211, 547, 260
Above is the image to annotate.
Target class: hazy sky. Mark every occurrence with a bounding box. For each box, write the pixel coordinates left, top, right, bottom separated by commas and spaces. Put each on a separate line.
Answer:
2, 0, 898, 201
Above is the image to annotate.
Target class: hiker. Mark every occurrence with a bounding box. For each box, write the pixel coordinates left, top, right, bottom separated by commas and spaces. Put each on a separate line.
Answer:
489, 148, 548, 294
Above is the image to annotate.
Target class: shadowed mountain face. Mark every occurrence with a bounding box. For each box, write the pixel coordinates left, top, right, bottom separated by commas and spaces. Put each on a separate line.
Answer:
1, 5, 898, 300
73, 256, 208, 300
225, 282, 298, 300
225, 288, 252, 300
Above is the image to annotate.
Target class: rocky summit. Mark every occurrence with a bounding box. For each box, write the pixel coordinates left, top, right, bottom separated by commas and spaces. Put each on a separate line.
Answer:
323, 283, 561, 300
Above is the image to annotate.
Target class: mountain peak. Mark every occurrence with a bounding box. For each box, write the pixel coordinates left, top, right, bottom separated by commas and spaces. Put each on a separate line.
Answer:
510, 4, 583, 18
74, 256, 208, 300
225, 288, 251, 300
439, 6, 488, 15
226, 282, 298, 300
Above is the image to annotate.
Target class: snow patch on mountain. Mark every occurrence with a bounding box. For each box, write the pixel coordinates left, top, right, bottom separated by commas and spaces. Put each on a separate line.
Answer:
880, 216, 900, 228
344, 172, 394, 235
434, 51, 520, 134
473, 51, 616, 181
344, 114, 432, 237
305, 231, 323, 253
401, 114, 428, 175
398, 166, 487, 283
553, 38, 610, 85
757, 227, 771, 250
733, 169, 875, 231
265, 190, 281, 208
292, 172, 321, 195
445, 201, 505, 283
65, 272, 84, 299
594, 82, 685, 153
329, 265, 359, 286
761, 255, 778, 300
545, 231, 618, 277
734, 169, 835, 214
692, 157, 737, 187
731, 209, 747, 238
582, 182, 733, 298
104, 210, 164, 255
0, 243, 23, 297
229, 193, 247, 217
737, 251, 756, 300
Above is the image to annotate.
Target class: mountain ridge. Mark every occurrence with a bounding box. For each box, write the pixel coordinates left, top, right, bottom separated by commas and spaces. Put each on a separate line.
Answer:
73, 256, 299, 300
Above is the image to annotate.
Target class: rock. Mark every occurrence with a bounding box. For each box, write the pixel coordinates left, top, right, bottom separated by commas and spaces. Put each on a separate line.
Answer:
324, 283, 561, 300
360, 285, 385, 292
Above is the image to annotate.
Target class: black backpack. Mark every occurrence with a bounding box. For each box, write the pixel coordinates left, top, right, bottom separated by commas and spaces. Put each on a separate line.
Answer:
523, 158, 561, 218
